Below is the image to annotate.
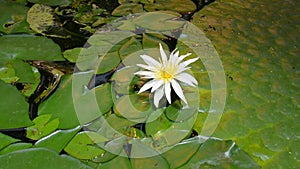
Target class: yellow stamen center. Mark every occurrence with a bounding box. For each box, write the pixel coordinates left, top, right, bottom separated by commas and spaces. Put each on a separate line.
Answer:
158, 69, 173, 81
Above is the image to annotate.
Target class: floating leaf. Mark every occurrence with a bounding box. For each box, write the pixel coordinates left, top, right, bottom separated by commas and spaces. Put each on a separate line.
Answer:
27, 0, 72, 6
95, 83, 114, 114
26, 114, 59, 140
0, 143, 32, 155
0, 1, 31, 34
64, 131, 108, 160
178, 139, 260, 168
20, 66, 41, 97
27, 4, 55, 34
145, 111, 171, 136
133, 11, 186, 31
99, 155, 132, 169
0, 148, 93, 169
63, 47, 82, 63
144, 0, 197, 13
38, 74, 82, 129
39, 73, 113, 129
0, 65, 19, 83
11, 59, 34, 83
161, 137, 202, 168
119, 36, 143, 60
191, 0, 300, 167
0, 133, 19, 151
97, 51, 120, 74
130, 139, 169, 168
0, 81, 33, 129
142, 33, 166, 49
112, 3, 144, 16
113, 94, 153, 123
35, 126, 81, 153
0, 35, 64, 65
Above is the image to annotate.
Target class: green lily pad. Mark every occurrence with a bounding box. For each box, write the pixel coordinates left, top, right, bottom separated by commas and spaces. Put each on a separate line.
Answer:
77, 31, 134, 72
20, 66, 41, 97
11, 59, 34, 83
0, 81, 33, 129
0, 35, 64, 66
97, 51, 120, 74
0, 143, 32, 155
63, 47, 82, 63
118, 0, 141, 4
26, 114, 59, 140
113, 94, 153, 123
192, 0, 300, 167
144, 0, 197, 13
39, 73, 113, 129
64, 131, 108, 160
111, 66, 139, 95
116, 20, 136, 31
0, 148, 93, 169
161, 136, 202, 168
133, 11, 186, 31
145, 111, 171, 136
0, 35, 63, 83
0, 65, 19, 83
35, 126, 81, 153
0, 1, 31, 34
27, 0, 72, 6
112, 3, 144, 16
0, 133, 19, 151
99, 155, 132, 169
178, 139, 260, 168
95, 83, 114, 114
130, 139, 169, 168
142, 33, 166, 49
104, 114, 138, 138
119, 36, 143, 60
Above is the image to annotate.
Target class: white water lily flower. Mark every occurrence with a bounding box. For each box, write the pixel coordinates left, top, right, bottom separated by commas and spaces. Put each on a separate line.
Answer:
134, 43, 199, 107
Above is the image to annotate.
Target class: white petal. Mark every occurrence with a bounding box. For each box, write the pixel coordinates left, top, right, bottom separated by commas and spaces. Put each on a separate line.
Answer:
178, 53, 192, 62
138, 79, 156, 93
181, 57, 199, 67
151, 79, 164, 92
175, 72, 198, 87
173, 50, 179, 58
169, 50, 179, 66
159, 43, 168, 65
136, 64, 156, 71
164, 81, 172, 104
134, 71, 155, 77
153, 86, 164, 107
140, 54, 161, 67
175, 65, 191, 74
171, 80, 188, 104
